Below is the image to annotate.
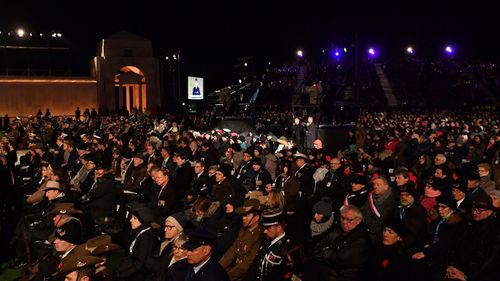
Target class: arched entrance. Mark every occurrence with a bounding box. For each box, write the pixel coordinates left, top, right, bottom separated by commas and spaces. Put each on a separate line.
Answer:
114, 66, 147, 112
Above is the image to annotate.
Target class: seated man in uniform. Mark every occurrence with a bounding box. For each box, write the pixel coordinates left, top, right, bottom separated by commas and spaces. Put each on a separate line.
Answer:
220, 199, 263, 281
244, 208, 288, 281
183, 227, 230, 281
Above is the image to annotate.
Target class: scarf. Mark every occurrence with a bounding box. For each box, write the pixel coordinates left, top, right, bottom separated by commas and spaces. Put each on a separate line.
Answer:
310, 213, 334, 237
424, 187, 441, 198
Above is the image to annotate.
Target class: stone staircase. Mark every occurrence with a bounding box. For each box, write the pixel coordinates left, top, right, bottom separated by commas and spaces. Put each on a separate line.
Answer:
374, 63, 398, 108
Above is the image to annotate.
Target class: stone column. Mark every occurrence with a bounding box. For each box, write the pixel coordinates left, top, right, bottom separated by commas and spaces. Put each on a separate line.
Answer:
125, 85, 130, 111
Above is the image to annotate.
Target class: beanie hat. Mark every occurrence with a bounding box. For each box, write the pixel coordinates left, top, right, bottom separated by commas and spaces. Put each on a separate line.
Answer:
383, 218, 407, 238
230, 143, 242, 152
437, 195, 457, 210
166, 212, 187, 232
426, 177, 444, 190
466, 170, 480, 181
452, 180, 467, 194
217, 164, 232, 177
121, 149, 134, 160
132, 206, 155, 224
224, 193, 244, 208
252, 158, 263, 166
81, 153, 96, 162
472, 192, 495, 210
351, 173, 367, 186
399, 184, 417, 199
134, 153, 146, 161
313, 197, 333, 218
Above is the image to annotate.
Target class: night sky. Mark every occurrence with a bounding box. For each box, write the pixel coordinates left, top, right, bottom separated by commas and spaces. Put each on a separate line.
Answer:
2, 0, 500, 91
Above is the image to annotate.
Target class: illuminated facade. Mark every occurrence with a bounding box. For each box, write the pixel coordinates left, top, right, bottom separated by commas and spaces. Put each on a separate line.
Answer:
0, 31, 160, 117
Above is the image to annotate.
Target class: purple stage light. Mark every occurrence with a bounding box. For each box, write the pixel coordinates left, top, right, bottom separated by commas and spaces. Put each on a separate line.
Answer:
445, 45, 454, 54
368, 48, 376, 57
330, 49, 341, 59
406, 47, 414, 54
297, 49, 304, 58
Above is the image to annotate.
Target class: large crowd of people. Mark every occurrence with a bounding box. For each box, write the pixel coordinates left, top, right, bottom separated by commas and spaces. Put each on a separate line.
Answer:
0, 107, 499, 281
383, 59, 500, 108
259, 55, 500, 115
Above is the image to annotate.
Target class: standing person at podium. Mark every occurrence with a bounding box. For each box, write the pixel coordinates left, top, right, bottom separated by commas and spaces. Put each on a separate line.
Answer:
304, 116, 317, 150
292, 117, 304, 150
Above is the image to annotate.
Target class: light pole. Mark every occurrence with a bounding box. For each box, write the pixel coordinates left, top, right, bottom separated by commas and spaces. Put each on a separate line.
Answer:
176, 50, 181, 108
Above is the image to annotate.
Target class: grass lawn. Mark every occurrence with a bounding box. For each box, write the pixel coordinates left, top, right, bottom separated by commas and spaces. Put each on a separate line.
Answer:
0, 260, 22, 281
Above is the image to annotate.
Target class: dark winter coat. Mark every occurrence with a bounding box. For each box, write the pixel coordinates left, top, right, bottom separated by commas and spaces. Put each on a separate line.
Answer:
252, 168, 272, 192
66, 148, 80, 176
171, 162, 195, 200
189, 171, 211, 198
422, 212, 465, 271
314, 224, 373, 281
316, 168, 351, 211
212, 212, 242, 260
160, 258, 189, 281
150, 182, 177, 220
371, 241, 412, 281
234, 160, 253, 192
292, 123, 304, 147
156, 156, 176, 172
116, 225, 160, 281
185, 256, 230, 281
394, 202, 427, 252
361, 188, 398, 243
294, 163, 315, 195
211, 179, 236, 204
344, 188, 370, 209
446, 215, 500, 281
88, 173, 122, 220
304, 123, 317, 149
147, 239, 174, 280
124, 163, 148, 191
